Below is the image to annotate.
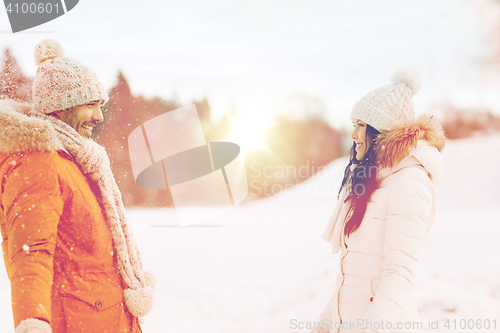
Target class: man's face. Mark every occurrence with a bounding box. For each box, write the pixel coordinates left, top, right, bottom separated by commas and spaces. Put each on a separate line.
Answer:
54, 101, 104, 139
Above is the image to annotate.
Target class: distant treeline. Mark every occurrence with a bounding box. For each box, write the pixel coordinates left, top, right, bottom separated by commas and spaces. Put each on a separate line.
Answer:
438, 103, 500, 139
0, 48, 342, 206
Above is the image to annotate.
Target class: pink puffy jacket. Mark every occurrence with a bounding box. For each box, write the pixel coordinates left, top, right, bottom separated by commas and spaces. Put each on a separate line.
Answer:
313, 115, 445, 333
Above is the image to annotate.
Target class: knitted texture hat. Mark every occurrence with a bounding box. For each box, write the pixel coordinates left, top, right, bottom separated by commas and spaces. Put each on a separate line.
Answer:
350, 69, 422, 131
32, 39, 109, 114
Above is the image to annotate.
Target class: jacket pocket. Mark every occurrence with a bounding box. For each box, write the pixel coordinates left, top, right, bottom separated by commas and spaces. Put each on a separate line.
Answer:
61, 289, 130, 333
363, 278, 382, 303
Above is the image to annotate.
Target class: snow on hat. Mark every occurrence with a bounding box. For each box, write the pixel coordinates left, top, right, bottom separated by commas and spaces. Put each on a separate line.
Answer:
32, 39, 108, 114
350, 68, 422, 131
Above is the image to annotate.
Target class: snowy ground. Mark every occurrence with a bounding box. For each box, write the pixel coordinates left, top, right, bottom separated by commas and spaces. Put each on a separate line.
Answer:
0, 135, 499, 332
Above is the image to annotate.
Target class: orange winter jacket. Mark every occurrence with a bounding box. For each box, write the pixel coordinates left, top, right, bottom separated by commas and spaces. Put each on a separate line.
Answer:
0, 100, 142, 332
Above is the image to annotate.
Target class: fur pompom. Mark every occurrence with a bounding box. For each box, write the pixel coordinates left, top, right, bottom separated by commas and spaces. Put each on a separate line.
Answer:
16, 318, 51, 333
34, 39, 65, 65
391, 68, 422, 95
123, 286, 155, 317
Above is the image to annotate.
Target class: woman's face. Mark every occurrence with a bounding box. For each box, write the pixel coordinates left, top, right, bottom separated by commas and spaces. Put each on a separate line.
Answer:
351, 118, 369, 161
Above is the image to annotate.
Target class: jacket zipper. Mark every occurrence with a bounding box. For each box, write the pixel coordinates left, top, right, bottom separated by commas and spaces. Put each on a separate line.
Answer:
337, 233, 348, 331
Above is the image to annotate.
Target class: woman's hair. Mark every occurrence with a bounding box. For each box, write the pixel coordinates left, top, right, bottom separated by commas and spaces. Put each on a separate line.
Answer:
339, 124, 381, 237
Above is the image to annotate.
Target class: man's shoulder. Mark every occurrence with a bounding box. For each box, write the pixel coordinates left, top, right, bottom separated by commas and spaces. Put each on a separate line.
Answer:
1, 149, 64, 161
0, 150, 71, 177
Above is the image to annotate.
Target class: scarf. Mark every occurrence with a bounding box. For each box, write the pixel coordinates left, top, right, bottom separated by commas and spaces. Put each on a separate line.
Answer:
28, 110, 155, 317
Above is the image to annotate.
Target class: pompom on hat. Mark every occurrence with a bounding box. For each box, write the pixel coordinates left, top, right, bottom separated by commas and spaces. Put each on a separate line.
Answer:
350, 68, 422, 131
32, 39, 109, 114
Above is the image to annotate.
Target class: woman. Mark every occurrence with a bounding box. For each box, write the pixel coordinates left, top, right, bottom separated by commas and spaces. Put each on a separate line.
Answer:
311, 69, 445, 333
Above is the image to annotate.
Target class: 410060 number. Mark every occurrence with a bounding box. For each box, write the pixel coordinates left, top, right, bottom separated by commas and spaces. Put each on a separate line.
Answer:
444, 319, 497, 330
6, 2, 60, 14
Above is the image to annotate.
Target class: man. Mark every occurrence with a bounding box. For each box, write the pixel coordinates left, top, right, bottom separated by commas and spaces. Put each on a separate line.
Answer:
0, 39, 155, 333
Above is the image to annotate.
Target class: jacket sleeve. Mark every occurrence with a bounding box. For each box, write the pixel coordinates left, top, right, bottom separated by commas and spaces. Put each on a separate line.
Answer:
364, 168, 433, 333
2, 153, 63, 328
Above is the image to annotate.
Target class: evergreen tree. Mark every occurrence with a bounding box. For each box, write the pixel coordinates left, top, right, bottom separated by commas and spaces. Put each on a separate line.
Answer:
0, 48, 33, 102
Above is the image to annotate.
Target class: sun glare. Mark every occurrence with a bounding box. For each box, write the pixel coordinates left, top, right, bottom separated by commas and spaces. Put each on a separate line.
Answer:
225, 116, 268, 155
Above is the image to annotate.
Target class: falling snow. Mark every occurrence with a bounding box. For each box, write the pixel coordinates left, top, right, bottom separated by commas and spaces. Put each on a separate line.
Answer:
0, 136, 498, 333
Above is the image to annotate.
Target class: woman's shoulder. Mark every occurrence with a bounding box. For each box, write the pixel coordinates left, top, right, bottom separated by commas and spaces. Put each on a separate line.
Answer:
375, 114, 445, 186
383, 162, 432, 186
379, 163, 434, 208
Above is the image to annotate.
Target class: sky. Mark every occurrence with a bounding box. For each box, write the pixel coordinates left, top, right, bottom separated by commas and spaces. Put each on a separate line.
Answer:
0, 0, 495, 134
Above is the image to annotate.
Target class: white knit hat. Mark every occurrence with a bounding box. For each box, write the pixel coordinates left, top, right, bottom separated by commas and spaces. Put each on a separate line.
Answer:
32, 39, 109, 114
350, 69, 422, 131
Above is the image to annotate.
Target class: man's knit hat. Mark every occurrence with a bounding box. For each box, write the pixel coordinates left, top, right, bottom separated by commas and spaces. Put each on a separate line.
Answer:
350, 69, 422, 132
32, 39, 108, 114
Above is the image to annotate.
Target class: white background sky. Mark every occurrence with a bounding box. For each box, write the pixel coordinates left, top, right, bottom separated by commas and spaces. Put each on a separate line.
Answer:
0, 0, 497, 132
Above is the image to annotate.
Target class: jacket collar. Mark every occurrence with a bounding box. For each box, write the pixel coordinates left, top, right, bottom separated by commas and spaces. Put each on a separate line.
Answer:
375, 114, 446, 184
0, 99, 68, 156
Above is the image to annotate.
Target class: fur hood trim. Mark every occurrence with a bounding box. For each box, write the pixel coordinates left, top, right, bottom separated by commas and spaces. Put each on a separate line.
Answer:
0, 99, 62, 154
375, 114, 445, 169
